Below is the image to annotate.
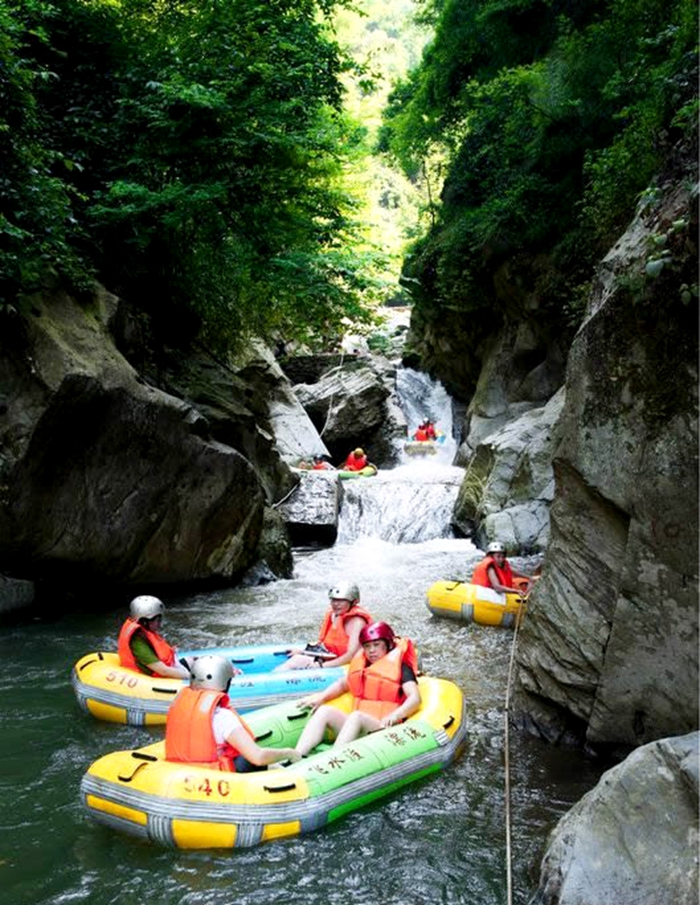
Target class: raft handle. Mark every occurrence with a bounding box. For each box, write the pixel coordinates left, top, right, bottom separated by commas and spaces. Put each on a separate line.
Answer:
263, 782, 297, 793
230, 658, 254, 664
131, 752, 159, 762
79, 652, 105, 671
286, 712, 308, 723
151, 687, 179, 695
443, 715, 455, 730
254, 731, 273, 742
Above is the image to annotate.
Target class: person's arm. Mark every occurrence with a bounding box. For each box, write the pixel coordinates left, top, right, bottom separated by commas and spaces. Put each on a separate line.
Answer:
298, 675, 349, 711
131, 635, 189, 679
225, 725, 300, 767
486, 565, 514, 595
149, 659, 190, 679
381, 679, 421, 728
319, 616, 366, 668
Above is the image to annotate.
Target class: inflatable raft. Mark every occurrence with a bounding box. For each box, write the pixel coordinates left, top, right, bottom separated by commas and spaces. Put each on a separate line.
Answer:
72, 645, 344, 726
337, 464, 378, 479
80, 675, 465, 849
425, 580, 528, 627
403, 440, 438, 456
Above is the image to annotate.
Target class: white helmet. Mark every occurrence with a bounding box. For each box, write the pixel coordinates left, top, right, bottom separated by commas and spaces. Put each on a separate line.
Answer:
487, 541, 506, 554
129, 595, 164, 621
328, 581, 360, 603
190, 655, 234, 692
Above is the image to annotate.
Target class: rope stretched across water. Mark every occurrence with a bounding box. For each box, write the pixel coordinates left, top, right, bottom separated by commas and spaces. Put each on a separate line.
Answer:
504, 600, 526, 905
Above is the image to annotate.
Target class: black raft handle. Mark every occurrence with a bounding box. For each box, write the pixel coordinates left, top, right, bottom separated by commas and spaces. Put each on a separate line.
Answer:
79, 652, 105, 671
151, 687, 179, 695
230, 658, 255, 665
286, 711, 308, 723
263, 782, 297, 793
443, 715, 455, 730
254, 730, 273, 742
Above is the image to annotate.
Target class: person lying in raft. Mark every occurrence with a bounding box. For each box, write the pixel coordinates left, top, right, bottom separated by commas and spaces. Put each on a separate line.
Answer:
275, 581, 374, 671
117, 595, 191, 679
471, 541, 534, 594
165, 655, 300, 772
294, 622, 421, 756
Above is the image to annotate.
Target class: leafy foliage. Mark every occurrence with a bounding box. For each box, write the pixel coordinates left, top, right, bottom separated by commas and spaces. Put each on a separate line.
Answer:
0, 0, 383, 348
381, 0, 698, 317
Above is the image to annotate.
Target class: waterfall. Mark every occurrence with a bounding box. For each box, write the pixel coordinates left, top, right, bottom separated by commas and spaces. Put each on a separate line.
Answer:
395, 367, 458, 463
336, 464, 465, 544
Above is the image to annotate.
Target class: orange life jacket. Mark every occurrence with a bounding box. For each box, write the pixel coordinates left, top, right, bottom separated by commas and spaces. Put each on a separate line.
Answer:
413, 428, 428, 441
117, 618, 176, 673
471, 556, 514, 590
344, 453, 368, 471
164, 686, 256, 771
318, 605, 373, 655
347, 637, 418, 720
425, 424, 437, 439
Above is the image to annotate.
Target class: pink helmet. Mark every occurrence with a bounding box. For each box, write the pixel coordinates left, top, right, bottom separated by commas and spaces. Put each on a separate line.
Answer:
359, 621, 395, 650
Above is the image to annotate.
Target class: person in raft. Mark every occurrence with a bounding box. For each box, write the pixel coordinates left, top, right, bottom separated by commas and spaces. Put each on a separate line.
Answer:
117, 595, 191, 679
471, 541, 533, 594
276, 581, 373, 671
312, 454, 335, 471
343, 447, 368, 471
165, 655, 300, 772
294, 621, 421, 755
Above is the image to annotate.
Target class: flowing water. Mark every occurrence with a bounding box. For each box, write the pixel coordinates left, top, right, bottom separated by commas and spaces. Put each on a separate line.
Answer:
1, 372, 605, 905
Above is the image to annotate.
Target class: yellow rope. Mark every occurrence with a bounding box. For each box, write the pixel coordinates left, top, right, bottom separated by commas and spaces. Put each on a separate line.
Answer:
504, 597, 526, 905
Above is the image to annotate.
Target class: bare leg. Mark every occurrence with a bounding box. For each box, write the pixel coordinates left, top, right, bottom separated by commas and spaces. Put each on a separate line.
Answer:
333, 711, 381, 747
273, 653, 315, 672
295, 705, 347, 756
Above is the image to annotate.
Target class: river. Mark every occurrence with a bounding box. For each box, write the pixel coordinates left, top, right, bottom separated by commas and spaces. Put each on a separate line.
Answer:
1, 372, 604, 905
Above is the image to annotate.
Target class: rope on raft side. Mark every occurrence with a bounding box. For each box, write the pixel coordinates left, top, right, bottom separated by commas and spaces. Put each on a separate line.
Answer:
504, 597, 526, 905
319, 349, 345, 439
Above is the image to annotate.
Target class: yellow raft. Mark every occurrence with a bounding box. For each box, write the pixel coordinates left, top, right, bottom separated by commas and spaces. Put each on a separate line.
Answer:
425, 580, 527, 627
81, 676, 466, 849
72, 648, 344, 726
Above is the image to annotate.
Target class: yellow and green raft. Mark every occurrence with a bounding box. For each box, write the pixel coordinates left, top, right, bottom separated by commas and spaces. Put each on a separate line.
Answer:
80, 676, 465, 849
425, 580, 528, 627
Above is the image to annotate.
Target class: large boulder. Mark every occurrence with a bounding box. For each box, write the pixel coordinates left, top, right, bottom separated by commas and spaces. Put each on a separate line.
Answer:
532, 732, 699, 905
0, 288, 271, 590
292, 355, 406, 465
514, 156, 699, 751
453, 389, 564, 550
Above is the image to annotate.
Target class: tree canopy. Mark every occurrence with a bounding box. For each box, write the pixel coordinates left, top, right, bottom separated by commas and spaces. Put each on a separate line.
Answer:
379, 0, 698, 318
1, 0, 383, 349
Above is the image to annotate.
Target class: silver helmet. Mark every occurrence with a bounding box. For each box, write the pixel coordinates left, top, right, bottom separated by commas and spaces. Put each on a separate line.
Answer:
328, 581, 360, 604
190, 655, 234, 692
129, 595, 164, 621
487, 541, 507, 554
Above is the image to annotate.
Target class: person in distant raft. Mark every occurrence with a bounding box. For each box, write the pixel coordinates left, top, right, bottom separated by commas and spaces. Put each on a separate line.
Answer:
165, 655, 300, 772
294, 622, 421, 755
117, 595, 191, 679
471, 542, 533, 594
343, 447, 368, 471
276, 581, 374, 670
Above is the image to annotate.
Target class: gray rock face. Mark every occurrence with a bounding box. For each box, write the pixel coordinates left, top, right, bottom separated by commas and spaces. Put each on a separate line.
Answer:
292, 355, 406, 465
0, 288, 269, 588
533, 732, 699, 905
514, 170, 698, 750
276, 469, 340, 545
453, 389, 564, 551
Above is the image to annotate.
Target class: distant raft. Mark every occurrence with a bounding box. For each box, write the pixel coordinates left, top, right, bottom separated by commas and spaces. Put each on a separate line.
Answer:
71, 645, 344, 726
336, 464, 378, 479
425, 580, 528, 627
403, 440, 438, 456
80, 675, 466, 849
